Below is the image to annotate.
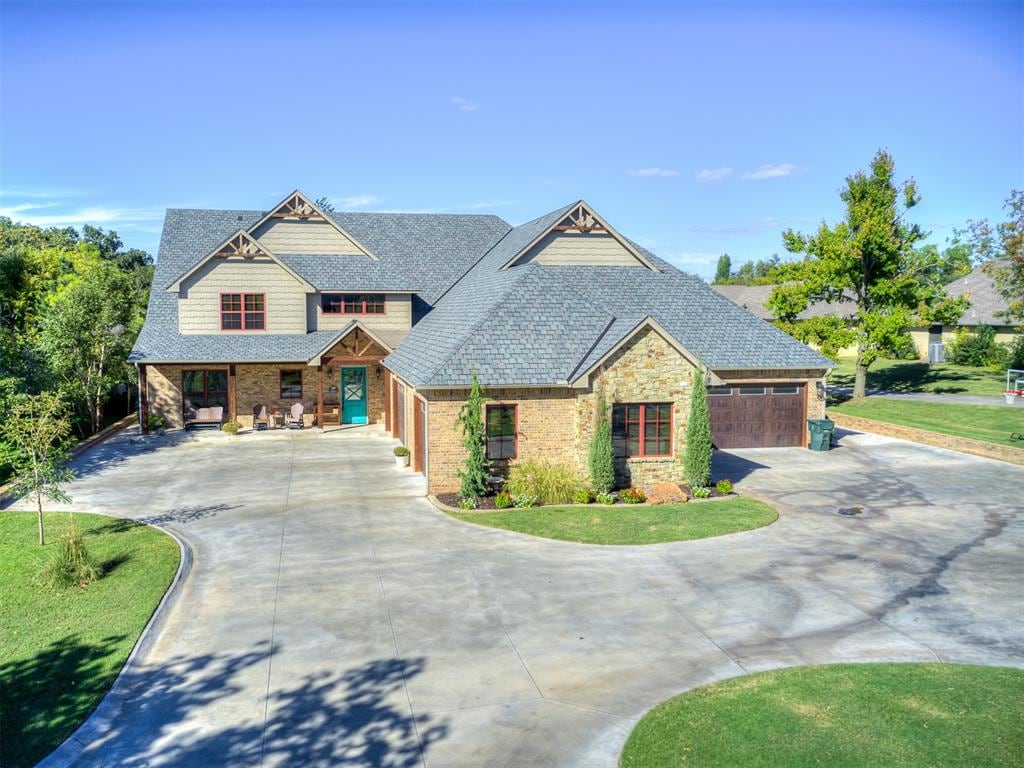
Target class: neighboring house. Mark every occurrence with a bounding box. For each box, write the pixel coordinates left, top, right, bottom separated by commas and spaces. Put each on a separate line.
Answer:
714, 266, 1021, 361
131, 190, 831, 493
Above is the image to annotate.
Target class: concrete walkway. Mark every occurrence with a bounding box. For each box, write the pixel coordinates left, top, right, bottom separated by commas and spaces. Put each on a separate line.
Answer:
828, 387, 1016, 407
16, 426, 1024, 767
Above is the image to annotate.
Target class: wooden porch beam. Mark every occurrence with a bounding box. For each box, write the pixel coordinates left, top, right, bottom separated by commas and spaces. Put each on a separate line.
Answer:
228, 364, 237, 423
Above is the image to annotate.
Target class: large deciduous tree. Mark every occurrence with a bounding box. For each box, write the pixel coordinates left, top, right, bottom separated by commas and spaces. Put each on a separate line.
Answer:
0, 391, 74, 545
769, 150, 956, 399
713, 254, 732, 284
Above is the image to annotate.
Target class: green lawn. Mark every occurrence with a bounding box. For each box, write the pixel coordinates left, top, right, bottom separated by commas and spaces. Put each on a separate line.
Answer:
454, 498, 778, 545
829, 357, 1006, 397
621, 663, 1024, 768
830, 398, 1024, 448
0, 512, 180, 768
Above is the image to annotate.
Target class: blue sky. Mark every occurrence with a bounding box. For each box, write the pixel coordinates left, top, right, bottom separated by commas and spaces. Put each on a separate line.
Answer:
1, 0, 1021, 279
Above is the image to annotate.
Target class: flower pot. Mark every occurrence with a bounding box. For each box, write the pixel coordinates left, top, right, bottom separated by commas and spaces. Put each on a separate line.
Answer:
395, 455, 410, 467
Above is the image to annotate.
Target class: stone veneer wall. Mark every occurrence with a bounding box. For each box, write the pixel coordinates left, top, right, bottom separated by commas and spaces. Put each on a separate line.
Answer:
146, 364, 196, 430
234, 364, 317, 428
576, 327, 697, 488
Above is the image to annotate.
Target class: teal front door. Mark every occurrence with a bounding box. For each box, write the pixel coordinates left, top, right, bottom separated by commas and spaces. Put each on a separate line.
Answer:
341, 367, 368, 424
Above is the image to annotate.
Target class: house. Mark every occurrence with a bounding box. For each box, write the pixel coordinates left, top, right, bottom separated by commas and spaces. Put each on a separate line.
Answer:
713, 264, 1020, 363
131, 191, 832, 493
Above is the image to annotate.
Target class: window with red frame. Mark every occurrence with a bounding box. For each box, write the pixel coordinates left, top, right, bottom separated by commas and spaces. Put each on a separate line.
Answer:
321, 293, 385, 315
485, 404, 517, 460
220, 293, 265, 330
612, 403, 672, 458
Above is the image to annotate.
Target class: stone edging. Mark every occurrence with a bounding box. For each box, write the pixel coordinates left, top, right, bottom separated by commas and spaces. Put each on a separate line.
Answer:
828, 411, 1024, 467
36, 519, 194, 768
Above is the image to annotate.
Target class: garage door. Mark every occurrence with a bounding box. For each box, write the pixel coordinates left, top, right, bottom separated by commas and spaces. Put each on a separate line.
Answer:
708, 384, 806, 448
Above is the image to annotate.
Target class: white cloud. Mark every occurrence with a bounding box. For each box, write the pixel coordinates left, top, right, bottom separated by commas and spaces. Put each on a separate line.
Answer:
451, 96, 478, 112
0, 205, 166, 228
334, 194, 382, 209
694, 167, 733, 182
742, 163, 799, 180
627, 167, 680, 178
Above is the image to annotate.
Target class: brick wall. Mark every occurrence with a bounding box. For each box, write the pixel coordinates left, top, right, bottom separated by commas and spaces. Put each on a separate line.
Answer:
146, 364, 196, 430
235, 364, 317, 427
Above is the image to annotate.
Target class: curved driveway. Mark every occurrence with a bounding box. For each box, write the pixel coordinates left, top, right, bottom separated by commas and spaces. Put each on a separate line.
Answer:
24, 426, 1024, 767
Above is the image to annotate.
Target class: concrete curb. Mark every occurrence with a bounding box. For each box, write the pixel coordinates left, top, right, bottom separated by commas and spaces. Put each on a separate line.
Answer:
828, 411, 1024, 467
36, 519, 195, 768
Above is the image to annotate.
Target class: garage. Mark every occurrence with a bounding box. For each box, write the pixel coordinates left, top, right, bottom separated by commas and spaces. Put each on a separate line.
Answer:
708, 383, 807, 448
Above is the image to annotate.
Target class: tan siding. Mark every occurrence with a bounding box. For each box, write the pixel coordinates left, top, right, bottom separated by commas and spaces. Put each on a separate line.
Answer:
518, 231, 645, 267
314, 294, 413, 332
251, 219, 365, 256
177, 257, 307, 334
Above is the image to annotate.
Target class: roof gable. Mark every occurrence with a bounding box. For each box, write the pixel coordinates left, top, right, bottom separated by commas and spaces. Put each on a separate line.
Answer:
247, 190, 378, 260
165, 230, 315, 293
502, 201, 659, 271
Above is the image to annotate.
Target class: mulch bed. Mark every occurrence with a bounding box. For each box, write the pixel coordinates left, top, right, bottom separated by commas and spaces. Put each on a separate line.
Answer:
438, 482, 733, 510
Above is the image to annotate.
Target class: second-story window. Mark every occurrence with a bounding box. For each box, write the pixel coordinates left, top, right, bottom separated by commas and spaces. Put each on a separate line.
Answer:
322, 293, 385, 315
221, 293, 265, 330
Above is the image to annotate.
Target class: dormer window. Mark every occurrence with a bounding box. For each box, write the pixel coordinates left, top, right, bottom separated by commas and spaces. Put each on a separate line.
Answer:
321, 293, 385, 315
221, 292, 265, 330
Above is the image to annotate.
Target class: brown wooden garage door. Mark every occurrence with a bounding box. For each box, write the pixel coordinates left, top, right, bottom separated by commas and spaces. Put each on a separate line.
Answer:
708, 384, 806, 448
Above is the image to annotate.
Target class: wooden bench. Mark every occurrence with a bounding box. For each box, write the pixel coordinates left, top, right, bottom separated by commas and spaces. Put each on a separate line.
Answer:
185, 406, 224, 430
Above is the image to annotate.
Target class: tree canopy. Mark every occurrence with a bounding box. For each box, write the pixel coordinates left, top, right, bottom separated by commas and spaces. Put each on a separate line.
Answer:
956, 189, 1024, 323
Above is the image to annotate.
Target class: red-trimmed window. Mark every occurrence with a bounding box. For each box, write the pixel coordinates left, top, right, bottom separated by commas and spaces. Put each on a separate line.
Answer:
220, 293, 265, 330
182, 370, 228, 410
486, 404, 517, 460
612, 403, 672, 458
322, 293, 385, 315
280, 370, 303, 399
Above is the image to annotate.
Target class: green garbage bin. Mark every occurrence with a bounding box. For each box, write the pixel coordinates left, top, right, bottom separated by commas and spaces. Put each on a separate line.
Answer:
807, 418, 835, 451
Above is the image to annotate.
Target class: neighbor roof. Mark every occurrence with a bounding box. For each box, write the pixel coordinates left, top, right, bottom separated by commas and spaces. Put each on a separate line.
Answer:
945, 262, 1018, 327
710, 284, 858, 321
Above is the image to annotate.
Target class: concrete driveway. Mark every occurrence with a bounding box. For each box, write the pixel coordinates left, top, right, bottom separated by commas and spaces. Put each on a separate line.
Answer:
19, 426, 1024, 767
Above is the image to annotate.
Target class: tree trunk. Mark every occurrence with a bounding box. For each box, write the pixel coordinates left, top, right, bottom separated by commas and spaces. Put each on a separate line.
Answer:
854, 351, 869, 400
37, 493, 45, 545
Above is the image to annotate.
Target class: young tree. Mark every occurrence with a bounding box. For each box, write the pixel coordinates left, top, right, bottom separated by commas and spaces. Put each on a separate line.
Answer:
713, 254, 732, 284
0, 391, 74, 545
588, 395, 615, 494
37, 259, 140, 434
684, 370, 712, 488
456, 374, 490, 499
769, 150, 944, 399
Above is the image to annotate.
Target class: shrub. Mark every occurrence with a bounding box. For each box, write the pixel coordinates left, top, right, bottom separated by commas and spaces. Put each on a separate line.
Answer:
494, 491, 513, 509
572, 488, 593, 504
588, 396, 616, 494
620, 487, 646, 504
394, 446, 410, 457
456, 374, 491, 499
947, 325, 1008, 367
715, 478, 734, 494
42, 516, 100, 588
221, 421, 240, 435
596, 491, 617, 505
512, 494, 539, 508
457, 497, 478, 510
1006, 333, 1024, 370
685, 371, 712, 488
691, 486, 711, 499
147, 414, 166, 432
504, 459, 586, 505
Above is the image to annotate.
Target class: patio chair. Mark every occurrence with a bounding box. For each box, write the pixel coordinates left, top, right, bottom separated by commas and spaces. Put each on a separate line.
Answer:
184, 405, 224, 430
253, 405, 269, 431
287, 402, 304, 429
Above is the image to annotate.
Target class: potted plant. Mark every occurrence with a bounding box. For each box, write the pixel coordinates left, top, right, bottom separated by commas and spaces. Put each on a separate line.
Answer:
394, 445, 410, 467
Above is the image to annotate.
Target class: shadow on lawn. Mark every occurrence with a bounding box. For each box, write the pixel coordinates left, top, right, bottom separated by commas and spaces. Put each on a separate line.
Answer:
4, 635, 446, 768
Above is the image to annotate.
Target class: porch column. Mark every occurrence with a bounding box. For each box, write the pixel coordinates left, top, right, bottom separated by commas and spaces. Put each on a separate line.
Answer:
228, 364, 237, 423
383, 369, 391, 432
138, 364, 149, 435
317, 365, 324, 429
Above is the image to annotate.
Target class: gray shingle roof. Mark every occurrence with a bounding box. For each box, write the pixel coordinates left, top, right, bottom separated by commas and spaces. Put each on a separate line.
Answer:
132, 201, 832, 378
130, 208, 509, 363
710, 284, 858, 321
946, 262, 1018, 327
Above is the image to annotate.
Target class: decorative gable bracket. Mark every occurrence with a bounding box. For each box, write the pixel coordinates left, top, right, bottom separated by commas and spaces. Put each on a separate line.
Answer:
552, 203, 607, 234
214, 231, 271, 259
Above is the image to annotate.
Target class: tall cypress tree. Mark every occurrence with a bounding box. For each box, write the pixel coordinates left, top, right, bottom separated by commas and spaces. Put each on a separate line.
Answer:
456, 374, 490, 499
588, 396, 615, 494
684, 370, 712, 488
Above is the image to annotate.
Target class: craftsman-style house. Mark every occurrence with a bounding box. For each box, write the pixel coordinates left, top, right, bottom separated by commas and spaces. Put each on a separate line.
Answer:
131, 190, 831, 493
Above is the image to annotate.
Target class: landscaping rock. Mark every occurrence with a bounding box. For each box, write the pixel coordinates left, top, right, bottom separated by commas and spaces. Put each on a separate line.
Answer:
644, 482, 687, 505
